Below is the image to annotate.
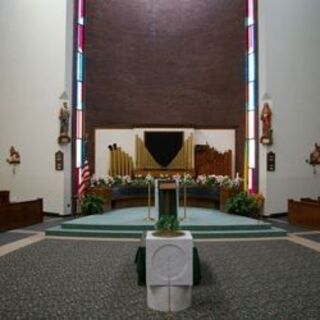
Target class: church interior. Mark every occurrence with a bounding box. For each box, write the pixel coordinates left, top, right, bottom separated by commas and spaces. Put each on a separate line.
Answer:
1, 0, 320, 319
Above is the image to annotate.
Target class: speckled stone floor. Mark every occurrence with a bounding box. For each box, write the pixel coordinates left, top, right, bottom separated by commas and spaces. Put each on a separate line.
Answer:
1, 238, 320, 320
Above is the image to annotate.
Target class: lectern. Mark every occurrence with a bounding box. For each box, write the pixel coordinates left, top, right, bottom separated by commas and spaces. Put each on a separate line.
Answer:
155, 180, 179, 219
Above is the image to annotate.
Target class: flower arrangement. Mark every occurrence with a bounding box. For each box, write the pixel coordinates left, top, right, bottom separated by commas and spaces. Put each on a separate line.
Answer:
180, 173, 195, 186
145, 173, 155, 184
90, 175, 108, 187
159, 173, 171, 180
172, 173, 181, 182
121, 175, 132, 185
105, 175, 114, 186
112, 175, 124, 186
196, 174, 243, 189
206, 174, 217, 186
196, 174, 207, 185
89, 173, 243, 189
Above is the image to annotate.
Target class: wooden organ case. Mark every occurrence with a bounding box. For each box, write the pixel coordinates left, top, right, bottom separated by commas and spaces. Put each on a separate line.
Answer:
195, 145, 232, 177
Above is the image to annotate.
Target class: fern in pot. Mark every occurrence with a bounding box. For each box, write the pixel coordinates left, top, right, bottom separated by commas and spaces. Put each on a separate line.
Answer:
225, 191, 260, 217
81, 194, 104, 215
153, 215, 184, 237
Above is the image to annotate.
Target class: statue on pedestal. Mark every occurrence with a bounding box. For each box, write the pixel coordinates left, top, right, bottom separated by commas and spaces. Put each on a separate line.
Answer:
58, 102, 71, 144
309, 143, 320, 164
260, 102, 273, 145
7, 146, 21, 165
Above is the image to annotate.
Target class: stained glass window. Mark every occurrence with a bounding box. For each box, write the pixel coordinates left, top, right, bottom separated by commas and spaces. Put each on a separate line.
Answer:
245, 0, 257, 192
75, 0, 86, 194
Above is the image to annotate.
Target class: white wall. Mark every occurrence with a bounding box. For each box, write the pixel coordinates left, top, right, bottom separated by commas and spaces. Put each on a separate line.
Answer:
95, 128, 235, 177
0, 0, 73, 214
259, 0, 320, 215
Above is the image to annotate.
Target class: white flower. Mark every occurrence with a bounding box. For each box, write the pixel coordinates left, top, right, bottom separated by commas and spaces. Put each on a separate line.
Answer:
196, 174, 207, 184
172, 174, 181, 182
145, 174, 154, 183
122, 175, 132, 184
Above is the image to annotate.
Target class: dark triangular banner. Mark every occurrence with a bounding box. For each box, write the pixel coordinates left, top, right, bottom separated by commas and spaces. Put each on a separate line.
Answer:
144, 132, 183, 167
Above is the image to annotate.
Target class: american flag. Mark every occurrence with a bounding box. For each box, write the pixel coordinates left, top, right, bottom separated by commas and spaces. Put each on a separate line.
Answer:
78, 160, 90, 199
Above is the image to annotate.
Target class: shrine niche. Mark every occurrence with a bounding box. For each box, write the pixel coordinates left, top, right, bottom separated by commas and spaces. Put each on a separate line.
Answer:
260, 102, 273, 145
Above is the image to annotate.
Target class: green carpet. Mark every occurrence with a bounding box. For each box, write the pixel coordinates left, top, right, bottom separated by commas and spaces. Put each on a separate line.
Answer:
46, 207, 286, 239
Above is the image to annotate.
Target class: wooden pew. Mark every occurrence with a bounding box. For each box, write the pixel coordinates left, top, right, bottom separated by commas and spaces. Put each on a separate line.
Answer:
300, 197, 320, 204
0, 198, 43, 232
288, 198, 320, 229
0, 191, 10, 205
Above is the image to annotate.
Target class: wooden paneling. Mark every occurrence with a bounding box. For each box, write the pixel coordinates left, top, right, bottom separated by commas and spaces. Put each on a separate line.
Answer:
288, 199, 320, 229
0, 191, 10, 205
195, 145, 232, 177
0, 199, 43, 232
85, 0, 246, 172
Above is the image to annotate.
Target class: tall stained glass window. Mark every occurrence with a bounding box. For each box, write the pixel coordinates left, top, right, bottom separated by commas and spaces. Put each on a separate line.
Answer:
75, 0, 86, 192
245, 0, 257, 191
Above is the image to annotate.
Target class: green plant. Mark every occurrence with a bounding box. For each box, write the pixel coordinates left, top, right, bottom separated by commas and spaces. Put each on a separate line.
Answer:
155, 215, 180, 232
97, 178, 107, 187
81, 194, 104, 215
225, 191, 260, 216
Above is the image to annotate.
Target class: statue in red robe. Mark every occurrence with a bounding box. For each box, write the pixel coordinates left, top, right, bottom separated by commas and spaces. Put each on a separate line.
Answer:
260, 102, 273, 145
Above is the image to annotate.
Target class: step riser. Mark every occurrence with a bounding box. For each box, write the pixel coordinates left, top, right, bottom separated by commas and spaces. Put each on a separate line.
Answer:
46, 230, 142, 239
46, 230, 286, 239
60, 223, 272, 232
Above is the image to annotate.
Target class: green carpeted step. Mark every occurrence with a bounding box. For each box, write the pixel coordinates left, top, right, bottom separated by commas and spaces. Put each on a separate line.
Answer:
46, 226, 286, 239
60, 221, 273, 232
191, 227, 287, 238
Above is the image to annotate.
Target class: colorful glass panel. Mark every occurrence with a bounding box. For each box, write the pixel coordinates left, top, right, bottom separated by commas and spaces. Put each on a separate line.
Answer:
248, 81, 255, 110
77, 53, 83, 81
248, 139, 256, 168
77, 82, 83, 109
78, 0, 84, 25
76, 139, 82, 168
76, 110, 83, 139
248, 110, 255, 139
248, 25, 254, 54
245, 0, 256, 191
78, 25, 84, 53
248, 52, 255, 82
248, 168, 253, 191
248, 0, 254, 26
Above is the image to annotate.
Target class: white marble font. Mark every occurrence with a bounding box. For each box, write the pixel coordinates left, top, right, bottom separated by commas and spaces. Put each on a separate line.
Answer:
146, 230, 193, 312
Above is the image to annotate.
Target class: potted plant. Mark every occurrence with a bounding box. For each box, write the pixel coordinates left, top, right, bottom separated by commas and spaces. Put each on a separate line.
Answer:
225, 191, 261, 217
81, 194, 104, 215
153, 215, 184, 237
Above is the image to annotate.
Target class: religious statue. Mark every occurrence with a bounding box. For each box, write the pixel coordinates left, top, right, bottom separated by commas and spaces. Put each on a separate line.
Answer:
58, 101, 71, 144
260, 102, 273, 145
309, 143, 320, 164
306, 143, 320, 174
7, 146, 21, 164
